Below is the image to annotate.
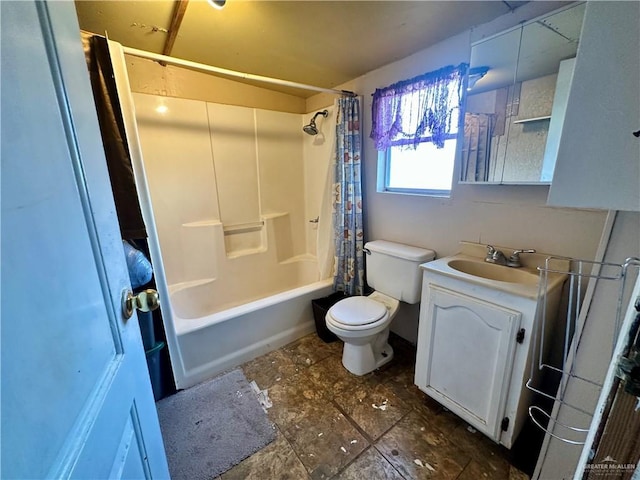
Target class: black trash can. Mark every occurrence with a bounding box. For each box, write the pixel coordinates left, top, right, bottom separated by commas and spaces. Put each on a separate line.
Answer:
146, 341, 165, 401
311, 291, 349, 343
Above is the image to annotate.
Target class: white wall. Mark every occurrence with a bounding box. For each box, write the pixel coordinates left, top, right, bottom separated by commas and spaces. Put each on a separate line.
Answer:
305, 4, 608, 343
321, 30, 606, 260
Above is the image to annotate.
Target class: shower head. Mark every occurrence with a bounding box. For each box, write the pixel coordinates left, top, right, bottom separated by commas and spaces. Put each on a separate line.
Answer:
303, 123, 319, 135
303, 110, 328, 135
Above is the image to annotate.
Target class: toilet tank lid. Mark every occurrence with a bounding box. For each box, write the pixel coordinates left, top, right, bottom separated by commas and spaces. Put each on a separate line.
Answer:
365, 240, 435, 262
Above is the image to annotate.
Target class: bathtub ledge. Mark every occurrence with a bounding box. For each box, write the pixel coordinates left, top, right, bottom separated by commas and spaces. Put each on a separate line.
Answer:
173, 278, 332, 336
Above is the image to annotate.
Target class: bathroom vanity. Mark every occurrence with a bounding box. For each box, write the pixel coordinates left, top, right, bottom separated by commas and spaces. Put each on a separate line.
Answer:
414, 243, 567, 448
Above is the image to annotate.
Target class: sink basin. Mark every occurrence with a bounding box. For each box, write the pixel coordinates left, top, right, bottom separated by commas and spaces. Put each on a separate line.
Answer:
447, 259, 539, 285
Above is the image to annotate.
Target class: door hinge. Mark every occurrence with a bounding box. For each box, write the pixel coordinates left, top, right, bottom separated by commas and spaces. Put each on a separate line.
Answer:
516, 328, 525, 344
501, 417, 510, 432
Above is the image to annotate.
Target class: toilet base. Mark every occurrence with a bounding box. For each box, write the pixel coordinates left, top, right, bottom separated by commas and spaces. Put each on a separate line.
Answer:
341, 330, 394, 376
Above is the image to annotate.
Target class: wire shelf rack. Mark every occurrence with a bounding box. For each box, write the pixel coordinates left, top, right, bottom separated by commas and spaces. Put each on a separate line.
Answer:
526, 256, 640, 445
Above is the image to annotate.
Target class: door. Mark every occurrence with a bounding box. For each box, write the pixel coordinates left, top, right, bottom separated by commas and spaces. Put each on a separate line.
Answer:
419, 285, 521, 441
1, 2, 169, 478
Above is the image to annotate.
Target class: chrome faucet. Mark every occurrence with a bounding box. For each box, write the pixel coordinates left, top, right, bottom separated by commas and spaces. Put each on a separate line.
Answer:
485, 245, 507, 265
485, 245, 536, 267
507, 249, 536, 268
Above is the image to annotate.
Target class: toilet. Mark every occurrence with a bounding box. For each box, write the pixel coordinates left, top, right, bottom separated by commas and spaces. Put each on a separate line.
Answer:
325, 240, 435, 376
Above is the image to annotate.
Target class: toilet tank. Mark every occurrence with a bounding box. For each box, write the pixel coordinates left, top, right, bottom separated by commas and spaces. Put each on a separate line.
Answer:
365, 240, 435, 304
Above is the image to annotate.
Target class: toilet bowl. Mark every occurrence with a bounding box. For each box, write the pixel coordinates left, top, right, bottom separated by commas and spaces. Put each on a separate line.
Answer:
326, 292, 399, 375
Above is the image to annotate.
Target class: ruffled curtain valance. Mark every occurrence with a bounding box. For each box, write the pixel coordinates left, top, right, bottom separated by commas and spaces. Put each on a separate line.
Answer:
370, 63, 468, 150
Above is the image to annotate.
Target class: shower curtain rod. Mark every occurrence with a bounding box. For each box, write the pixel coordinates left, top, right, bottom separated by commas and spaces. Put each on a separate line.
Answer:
122, 46, 357, 97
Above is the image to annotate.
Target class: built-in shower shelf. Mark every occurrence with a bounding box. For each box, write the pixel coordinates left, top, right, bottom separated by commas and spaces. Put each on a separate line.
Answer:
512, 115, 551, 124
168, 278, 216, 295
261, 212, 289, 220
182, 220, 222, 228
226, 247, 267, 259
223, 221, 264, 235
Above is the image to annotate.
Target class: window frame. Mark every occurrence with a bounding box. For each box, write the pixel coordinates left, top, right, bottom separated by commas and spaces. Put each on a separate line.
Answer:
379, 132, 460, 197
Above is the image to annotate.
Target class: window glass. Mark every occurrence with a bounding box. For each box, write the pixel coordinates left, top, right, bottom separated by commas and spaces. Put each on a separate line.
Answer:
386, 137, 457, 194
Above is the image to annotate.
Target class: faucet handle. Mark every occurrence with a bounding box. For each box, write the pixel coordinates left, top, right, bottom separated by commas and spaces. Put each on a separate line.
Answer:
508, 249, 536, 267
512, 249, 536, 256
486, 244, 496, 255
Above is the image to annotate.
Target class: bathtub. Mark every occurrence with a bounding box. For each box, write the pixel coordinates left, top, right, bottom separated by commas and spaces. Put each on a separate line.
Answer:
123, 88, 338, 390
168, 256, 333, 389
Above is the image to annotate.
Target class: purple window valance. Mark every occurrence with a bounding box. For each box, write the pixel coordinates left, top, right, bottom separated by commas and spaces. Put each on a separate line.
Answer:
370, 63, 468, 150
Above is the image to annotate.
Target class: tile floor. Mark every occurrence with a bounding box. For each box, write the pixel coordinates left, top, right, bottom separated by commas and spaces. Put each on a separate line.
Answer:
221, 333, 530, 480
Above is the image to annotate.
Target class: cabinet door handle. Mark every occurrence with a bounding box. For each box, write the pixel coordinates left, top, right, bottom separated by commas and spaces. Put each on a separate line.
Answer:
633, 130, 640, 138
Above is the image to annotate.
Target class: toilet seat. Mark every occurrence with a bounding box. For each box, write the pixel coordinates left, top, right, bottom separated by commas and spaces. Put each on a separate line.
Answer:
327, 296, 390, 331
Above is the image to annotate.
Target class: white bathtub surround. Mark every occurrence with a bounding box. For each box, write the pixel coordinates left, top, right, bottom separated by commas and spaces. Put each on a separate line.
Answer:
108, 41, 337, 389
316, 101, 338, 281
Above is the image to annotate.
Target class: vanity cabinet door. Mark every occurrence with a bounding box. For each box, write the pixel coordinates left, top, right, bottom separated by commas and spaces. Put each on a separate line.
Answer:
547, 1, 640, 211
418, 285, 522, 441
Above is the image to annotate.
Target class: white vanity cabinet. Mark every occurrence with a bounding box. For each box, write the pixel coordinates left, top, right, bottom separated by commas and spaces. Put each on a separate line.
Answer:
415, 261, 564, 449
547, 1, 640, 211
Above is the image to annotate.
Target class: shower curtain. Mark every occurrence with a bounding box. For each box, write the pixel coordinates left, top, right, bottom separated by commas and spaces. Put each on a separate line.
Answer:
83, 34, 147, 240
331, 96, 364, 296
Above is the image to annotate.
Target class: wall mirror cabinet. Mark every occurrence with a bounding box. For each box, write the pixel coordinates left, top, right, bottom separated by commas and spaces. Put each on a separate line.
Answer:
460, 3, 585, 185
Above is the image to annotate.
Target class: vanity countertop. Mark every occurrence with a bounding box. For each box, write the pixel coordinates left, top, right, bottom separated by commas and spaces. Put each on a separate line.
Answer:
420, 242, 569, 299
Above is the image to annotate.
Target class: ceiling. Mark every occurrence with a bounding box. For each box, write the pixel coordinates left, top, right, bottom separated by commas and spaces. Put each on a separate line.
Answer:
75, 0, 533, 98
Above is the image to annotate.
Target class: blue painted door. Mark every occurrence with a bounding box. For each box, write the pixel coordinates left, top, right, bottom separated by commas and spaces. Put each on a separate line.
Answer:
1, 1, 169, 478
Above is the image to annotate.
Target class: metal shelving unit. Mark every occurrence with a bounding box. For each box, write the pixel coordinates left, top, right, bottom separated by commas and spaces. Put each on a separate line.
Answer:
526, 256, 640, 445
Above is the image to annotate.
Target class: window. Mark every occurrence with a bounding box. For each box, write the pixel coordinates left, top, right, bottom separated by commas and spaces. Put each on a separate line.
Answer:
384, 137, 458, 194
370, 64, 467, 196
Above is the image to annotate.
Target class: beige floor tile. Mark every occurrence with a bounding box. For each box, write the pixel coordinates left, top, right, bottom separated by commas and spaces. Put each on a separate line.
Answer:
323, 337, 345, 357
279, 400, 368, 480
334, 382, 411, 440
414, 404, 464, 438
447, 422, 511, 475
229, 334, 524, 480
376, 410, 471, 479
267, 371, 325, 429
221, 432, 309, 480
333, 447, 406, 480
306, 355, 371, 400
282, 333, 336, 368
242, 349, 300, 390
457, 458, 510, 480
